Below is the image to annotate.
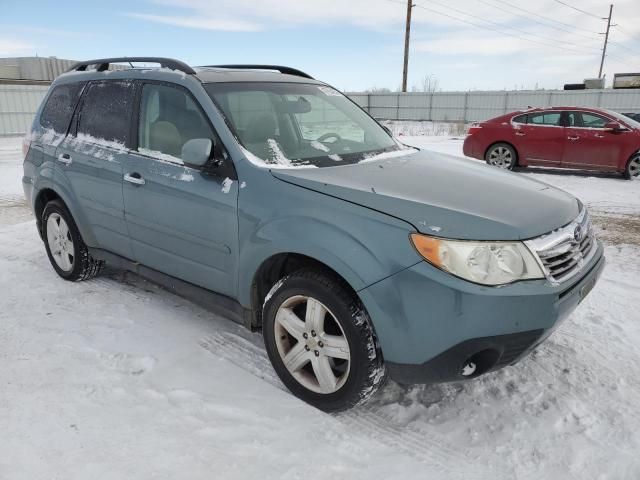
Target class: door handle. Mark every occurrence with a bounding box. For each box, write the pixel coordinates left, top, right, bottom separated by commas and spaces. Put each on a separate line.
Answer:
57, 153, 72, 165
124, 173, 146, 186
595, 133, 606, 138
567, 136, 580, 141
515, 131, 526, 136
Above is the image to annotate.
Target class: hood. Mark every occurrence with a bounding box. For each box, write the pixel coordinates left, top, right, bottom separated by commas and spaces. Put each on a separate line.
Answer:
271, 150, 580, 240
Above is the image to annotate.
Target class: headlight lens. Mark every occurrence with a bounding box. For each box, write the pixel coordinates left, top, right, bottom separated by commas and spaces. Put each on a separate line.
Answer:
410, 233, 545, 285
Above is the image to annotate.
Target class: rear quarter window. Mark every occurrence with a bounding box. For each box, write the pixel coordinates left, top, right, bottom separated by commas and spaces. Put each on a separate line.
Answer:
40, 82, 85, 134
512, 114, 528, 124
77, 80, 135, 145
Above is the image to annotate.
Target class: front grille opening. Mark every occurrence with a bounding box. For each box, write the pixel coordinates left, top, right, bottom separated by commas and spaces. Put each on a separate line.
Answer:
535, 215, 596, 283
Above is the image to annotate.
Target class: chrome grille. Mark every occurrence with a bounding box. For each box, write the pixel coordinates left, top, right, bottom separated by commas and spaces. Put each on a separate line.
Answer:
525, 209, 597, 284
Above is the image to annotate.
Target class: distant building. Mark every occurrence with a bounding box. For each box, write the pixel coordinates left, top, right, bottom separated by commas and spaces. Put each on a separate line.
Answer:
0, 57, 77, 84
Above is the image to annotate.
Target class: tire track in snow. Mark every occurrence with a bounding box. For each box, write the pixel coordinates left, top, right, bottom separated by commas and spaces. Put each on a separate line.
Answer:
199, 331, 500, 479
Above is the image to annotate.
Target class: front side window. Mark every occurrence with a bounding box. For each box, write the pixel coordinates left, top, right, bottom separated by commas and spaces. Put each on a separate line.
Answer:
528, 112, 561, 126
138, 83, 215, 161
579, 112, 608, 128
77, 81, 134, 144
40, 82, 85, 134
206, 82, 399, 167
565, 112, 580, 127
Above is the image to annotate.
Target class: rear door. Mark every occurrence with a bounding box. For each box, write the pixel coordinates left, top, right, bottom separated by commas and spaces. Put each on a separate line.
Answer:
562, 111, 622, 170
54, 80, 136, 258
122, 81, 239, 297
516, 111, 564, 166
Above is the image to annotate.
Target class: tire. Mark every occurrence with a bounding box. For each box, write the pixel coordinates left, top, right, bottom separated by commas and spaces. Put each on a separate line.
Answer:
623, 153, 640, 180
42, 200, 104, 281
262, 269, 386, 412
485, 142, 517, 170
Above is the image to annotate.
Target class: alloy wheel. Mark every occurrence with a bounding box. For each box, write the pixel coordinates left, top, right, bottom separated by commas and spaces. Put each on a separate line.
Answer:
274, 295, 351, 394
488, 146, 513, 169
46, 213, 75, 272
629, 156, 640, 179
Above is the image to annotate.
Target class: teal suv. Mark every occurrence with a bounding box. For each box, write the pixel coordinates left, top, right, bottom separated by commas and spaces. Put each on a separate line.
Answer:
23, 57, 605, 411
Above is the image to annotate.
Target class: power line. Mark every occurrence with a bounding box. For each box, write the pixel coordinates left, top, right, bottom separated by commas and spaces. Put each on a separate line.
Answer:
553, 0, 604, 20
476, 0, 602, 43
434, 0, 604, 52
382, 0, 640, 73
613, 25, 640, 45
490, 0, 600, 35
607, 41, 640, 60
409, 2, 600, 55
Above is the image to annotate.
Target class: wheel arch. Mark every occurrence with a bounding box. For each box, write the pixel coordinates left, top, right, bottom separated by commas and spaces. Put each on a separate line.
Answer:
623, 150, 640, 179
34, 188, 65, 240
32, 185, 96, 246
249, 252, 361, 330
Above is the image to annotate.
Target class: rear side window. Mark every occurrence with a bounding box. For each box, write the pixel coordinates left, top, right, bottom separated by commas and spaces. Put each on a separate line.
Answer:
528, 112, 561, 126
512, 114, 528, 124
40, 83, 84, 134
77, 81, 135, 144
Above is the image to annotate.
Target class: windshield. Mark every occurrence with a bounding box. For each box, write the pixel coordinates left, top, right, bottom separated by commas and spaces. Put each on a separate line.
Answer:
603, 109, 640, 129
205, 82, 401, 167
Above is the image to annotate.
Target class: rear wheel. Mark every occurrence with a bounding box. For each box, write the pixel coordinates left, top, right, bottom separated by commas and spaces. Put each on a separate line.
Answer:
485, 143, 517, 170
624, 153, 640, 180
262, 269, 386, 412
42, 200, 104, 281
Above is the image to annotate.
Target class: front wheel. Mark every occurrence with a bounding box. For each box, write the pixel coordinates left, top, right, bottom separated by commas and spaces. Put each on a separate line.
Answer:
624, 153, 640, 180
485, 143, 517, 170
262, 270, 386, 412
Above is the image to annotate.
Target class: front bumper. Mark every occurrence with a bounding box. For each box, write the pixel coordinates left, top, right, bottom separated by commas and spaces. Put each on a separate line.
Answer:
358, 241, 605, 384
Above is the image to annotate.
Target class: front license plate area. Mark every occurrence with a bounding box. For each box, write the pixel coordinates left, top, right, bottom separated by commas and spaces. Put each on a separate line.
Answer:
579, 276, 596, 302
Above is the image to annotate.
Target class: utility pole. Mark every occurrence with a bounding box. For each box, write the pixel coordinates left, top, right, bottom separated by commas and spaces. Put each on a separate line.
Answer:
598, 4, 614, 79
402, 0, 414, 92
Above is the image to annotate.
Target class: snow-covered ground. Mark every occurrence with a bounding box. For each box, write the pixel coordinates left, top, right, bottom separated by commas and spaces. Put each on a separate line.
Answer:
2, 135, 640, 479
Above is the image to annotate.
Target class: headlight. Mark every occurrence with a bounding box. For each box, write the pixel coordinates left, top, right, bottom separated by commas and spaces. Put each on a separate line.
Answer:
410, 233, 545, 286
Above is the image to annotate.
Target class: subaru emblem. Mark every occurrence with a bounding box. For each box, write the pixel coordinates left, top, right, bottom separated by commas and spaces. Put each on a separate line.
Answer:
574, 225, 583, 242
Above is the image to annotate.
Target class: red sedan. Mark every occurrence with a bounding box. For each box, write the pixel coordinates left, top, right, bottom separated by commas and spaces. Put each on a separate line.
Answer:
463, 107, 640, 179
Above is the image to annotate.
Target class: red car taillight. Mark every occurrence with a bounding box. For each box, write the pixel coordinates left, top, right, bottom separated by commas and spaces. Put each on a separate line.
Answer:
467, 123, 483, 135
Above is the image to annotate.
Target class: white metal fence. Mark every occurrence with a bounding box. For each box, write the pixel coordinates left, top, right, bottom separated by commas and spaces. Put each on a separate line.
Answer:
0, 84, 49, 136
2, 84, 640, 136
347, 89, 640, 123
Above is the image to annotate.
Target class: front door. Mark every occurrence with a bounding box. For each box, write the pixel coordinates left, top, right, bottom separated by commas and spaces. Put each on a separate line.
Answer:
122, 81, 239, 297
562, 111, 622, 170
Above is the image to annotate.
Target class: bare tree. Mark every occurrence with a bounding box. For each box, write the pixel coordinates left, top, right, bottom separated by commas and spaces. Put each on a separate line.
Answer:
411, 75, 440, 93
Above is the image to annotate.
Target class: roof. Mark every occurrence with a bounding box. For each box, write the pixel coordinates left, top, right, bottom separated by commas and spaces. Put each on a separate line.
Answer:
60, 58, 322, 85
193, 67, 322, 84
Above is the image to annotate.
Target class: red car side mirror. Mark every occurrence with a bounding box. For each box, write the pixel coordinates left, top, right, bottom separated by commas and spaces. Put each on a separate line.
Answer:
604, 121, 624, 132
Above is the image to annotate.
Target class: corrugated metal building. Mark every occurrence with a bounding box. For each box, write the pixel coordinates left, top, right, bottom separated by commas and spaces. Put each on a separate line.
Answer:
0, 57, 75, 136
0, 56, 76, 83
2, 57, 640, 135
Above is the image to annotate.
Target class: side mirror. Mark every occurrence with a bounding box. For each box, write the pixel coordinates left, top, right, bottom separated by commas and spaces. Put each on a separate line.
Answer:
181, 138, 212, 167
604, 121, 624, 132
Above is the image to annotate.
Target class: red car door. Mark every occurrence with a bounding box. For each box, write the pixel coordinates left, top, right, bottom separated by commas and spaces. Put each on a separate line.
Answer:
516, 111, 564, 167
562, 111, 622, 170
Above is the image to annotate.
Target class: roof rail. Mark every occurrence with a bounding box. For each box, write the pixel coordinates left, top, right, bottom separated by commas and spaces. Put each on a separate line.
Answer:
67, 57, 196, 75
201, 64, 314, 80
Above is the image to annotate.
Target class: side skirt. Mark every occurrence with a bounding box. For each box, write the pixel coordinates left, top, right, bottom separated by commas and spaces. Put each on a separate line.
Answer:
89, 248, 255, 330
